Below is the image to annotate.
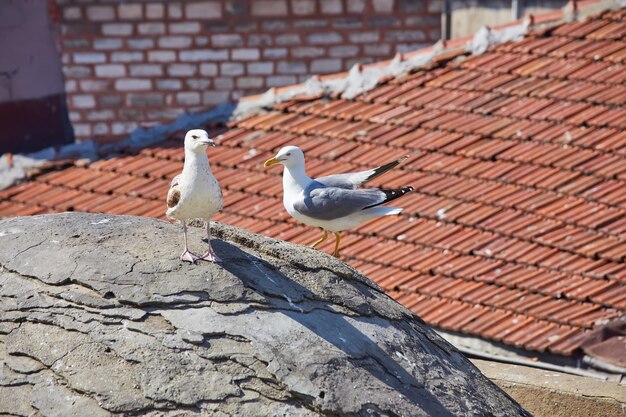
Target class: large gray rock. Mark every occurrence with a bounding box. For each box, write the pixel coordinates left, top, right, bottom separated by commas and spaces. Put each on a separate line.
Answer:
0, 213, 530, 417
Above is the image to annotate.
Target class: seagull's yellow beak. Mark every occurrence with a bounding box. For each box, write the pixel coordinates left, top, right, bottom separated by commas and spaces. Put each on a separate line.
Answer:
263, 157, 280, 168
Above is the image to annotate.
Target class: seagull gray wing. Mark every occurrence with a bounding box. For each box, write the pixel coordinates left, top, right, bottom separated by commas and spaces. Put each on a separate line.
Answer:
315, 172, 371, 190
293, 182, 388, 220
316, 155, 409, 190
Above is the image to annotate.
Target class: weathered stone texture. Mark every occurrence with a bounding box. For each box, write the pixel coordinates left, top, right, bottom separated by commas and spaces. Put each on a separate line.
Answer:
0, 213, 530, 416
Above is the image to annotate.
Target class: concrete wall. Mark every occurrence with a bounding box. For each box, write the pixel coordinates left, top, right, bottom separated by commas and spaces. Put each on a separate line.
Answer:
450, 0, 568, 38
0, 0, 73, 153
55, 0, 443, 141
0, 0, 65, 103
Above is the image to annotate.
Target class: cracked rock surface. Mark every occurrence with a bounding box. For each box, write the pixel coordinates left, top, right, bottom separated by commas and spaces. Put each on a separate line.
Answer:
0, 213, 530, 417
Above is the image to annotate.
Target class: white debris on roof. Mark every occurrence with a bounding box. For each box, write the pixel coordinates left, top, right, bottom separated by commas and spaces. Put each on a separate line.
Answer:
121, 102, 235, 151
564, 131, 573, 142
0, 154, 45, 190
234, 18, 533, 119
341, 51, 435, 100
576, 0, 626, 20
233, 50, 436, 119
467, 19, 530, 55
0, 140, 97, 190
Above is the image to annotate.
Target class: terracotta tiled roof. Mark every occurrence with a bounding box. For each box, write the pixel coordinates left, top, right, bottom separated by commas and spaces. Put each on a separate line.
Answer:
2, 7, 626, 358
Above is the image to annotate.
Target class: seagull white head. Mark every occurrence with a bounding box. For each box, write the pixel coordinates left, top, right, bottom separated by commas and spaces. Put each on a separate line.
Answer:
264, 146, 305, 169
184, 129, 215, 153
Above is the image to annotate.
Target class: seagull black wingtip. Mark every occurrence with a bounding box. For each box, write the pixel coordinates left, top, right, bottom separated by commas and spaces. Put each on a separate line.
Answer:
363, 186, 414, 209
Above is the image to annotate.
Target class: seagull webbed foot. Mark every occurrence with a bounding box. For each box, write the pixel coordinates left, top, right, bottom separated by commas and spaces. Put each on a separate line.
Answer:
311, 229, 328, 248
198, 250, 222, 263
180, 250, 200, 264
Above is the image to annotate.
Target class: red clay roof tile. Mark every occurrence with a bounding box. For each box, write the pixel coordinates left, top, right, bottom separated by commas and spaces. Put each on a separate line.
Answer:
1, 7, 625, 359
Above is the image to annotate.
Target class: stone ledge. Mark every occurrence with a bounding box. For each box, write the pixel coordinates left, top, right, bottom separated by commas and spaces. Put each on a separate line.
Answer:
472, 359, 626, 417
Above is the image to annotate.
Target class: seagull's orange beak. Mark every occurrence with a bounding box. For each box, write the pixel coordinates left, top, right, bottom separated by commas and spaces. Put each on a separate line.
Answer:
263, 157, 280, 168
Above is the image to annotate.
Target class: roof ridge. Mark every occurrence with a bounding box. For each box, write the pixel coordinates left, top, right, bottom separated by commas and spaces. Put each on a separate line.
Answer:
233, 0, 621, 121
231, 22, 527, 120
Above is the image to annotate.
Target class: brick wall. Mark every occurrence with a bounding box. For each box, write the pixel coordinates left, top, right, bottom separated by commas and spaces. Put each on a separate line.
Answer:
56, 0, 442, 141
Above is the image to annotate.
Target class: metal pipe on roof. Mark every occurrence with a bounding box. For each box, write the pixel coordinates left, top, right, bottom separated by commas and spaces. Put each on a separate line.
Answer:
512, 0, 524, 19
583, 356, 626, 376
457, 345, 615, 381
442, 0, 452, 40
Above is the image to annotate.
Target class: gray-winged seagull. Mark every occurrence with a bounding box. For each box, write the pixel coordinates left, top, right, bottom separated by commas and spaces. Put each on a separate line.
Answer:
166, 129, 223, 263
264, 145, 413, 258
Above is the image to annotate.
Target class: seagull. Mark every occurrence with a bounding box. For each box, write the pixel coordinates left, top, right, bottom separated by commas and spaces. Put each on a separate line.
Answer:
166, 129, 223, 263
264, 146, 413, 258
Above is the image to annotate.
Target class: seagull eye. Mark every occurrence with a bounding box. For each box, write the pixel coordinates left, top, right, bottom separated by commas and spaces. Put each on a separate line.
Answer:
192, 135, 199, 139
286, 152, 291, 156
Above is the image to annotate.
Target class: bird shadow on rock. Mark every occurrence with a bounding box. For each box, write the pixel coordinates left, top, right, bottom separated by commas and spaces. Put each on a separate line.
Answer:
211, 239, 455, 416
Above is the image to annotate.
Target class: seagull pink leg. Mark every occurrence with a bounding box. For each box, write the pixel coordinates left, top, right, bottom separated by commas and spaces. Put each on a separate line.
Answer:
199, 220, 222, 263
180, 221, 199, 263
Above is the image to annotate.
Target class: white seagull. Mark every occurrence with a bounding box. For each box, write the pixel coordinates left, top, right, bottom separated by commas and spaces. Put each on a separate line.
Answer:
166, 129, 223, 263
264, 146, 413, 258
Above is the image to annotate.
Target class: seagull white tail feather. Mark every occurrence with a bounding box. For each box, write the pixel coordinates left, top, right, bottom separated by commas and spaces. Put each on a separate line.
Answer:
364, 206, 403, 216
